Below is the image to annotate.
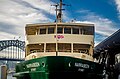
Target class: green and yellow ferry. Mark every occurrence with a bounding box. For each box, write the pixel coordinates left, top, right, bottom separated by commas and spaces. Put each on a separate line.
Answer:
13, 0, 103, 79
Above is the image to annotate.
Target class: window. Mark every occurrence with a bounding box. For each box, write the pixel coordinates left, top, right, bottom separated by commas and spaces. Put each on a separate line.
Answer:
40, 28, 46, 34
80, 26, 94, 35
58, 43, 71, 52
29, 44, 44, 54
84, 27, 94, 35
73, 44, 90, 54
46, 43, 56, 52
48, 27, 54, 34
57, 27, 63, 34
72, 28, 79, 34
64, 27, 71, 34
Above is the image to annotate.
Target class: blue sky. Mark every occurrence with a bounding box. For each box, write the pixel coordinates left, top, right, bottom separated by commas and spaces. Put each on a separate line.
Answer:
0, 0, 120, 46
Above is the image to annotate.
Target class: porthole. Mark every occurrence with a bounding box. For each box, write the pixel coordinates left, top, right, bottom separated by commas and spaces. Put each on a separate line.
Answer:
42, 62, 45, 67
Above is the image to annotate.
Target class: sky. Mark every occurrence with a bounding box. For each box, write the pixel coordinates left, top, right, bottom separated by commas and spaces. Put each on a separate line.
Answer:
0, 0, 120, 46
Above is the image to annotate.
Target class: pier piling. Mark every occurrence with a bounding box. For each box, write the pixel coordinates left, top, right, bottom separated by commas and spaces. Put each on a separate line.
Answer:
1, 65, 7, 79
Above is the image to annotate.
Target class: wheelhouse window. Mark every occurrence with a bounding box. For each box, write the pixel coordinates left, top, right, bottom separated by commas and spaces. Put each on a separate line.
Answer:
80, 26, 94, 35
40, 28, 46, 34
57, 27, 63, 34
46, 43, 56, 52
37, 26, 94, 35
72, 28, 79, 34
84, 27, 94, 35
48, 27, 54, 34
64, 27, 71, 34
58, 43, 71, 52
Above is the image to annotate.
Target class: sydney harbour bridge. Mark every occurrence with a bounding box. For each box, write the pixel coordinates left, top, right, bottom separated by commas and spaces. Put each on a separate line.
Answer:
0, 40, 25, 78
0, 40, 25, 61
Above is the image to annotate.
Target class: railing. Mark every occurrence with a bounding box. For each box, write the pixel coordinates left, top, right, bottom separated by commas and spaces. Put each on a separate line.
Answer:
25, 52, 93, 61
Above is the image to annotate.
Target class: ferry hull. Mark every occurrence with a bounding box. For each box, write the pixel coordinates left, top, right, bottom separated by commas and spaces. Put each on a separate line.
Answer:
13, 56, 103, 79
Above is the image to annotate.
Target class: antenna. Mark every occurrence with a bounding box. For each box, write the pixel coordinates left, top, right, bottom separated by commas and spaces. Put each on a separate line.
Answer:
52, 0, 66, 22
57, 0, 64, 22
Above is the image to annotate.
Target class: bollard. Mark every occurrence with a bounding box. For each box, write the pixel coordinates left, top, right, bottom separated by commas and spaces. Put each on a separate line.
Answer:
1, 65, 7, 79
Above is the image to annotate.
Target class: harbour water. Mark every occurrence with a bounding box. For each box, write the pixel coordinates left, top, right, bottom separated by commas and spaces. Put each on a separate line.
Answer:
0, 70, 15, 79
0, 60, 19, 79
7, 73, 16, 79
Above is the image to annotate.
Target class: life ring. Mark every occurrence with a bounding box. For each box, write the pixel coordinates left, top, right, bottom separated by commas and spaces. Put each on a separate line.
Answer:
32, 55, 36, 59
82, 55, 86, 58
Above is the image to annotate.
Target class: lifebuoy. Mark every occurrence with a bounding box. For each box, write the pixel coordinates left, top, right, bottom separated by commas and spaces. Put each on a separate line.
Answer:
32, 55, 36, 59
82, 55, 86, 58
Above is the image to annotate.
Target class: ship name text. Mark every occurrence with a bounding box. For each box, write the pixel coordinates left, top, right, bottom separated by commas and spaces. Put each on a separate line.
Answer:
75, 63, 89, 69
26, 62, 40, 68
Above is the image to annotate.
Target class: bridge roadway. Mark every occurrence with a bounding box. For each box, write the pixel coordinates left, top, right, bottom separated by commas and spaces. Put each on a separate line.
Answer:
0, 57, 24, 61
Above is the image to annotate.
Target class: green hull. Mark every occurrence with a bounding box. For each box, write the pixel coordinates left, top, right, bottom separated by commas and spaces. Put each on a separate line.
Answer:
13, 56, 103, 79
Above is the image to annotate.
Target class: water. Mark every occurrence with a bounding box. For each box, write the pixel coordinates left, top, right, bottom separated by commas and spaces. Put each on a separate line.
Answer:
0, 60, 18, 79
7, 73, 16, 79
7, 74, 16, 79
0, 68, 16, 79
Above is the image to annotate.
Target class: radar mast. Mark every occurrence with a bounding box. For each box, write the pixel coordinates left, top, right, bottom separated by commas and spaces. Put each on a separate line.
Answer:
57, 0, 63, 22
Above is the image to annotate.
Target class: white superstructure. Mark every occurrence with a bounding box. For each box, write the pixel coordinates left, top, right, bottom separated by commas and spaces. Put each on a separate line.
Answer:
25, 22, 94, 61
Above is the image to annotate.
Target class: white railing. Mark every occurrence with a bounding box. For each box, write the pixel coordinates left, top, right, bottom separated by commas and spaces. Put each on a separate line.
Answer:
25, 52, 93, 61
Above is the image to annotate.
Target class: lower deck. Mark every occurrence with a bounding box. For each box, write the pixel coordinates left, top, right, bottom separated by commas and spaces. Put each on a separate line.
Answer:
25, 52, 93, 61
13, 56, 103, 79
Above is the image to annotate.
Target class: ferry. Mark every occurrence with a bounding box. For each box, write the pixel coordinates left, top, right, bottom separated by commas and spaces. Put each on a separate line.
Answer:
13, 0, 103, 79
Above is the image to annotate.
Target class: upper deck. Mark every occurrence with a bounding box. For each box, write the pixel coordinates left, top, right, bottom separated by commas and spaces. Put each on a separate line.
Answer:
25, 22, 95, 61
25, 22, 94, 44
26, 23, 94, 35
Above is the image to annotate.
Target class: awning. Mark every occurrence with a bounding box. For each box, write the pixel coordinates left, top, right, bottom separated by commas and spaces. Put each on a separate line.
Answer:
94, 29, 120, 58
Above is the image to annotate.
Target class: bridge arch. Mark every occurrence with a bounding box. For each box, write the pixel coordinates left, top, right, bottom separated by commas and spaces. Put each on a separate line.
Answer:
0, 40, 25, 51
0, 40, 25, 61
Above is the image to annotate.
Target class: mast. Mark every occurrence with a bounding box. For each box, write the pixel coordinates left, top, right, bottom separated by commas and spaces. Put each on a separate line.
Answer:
52, 0, 64, 56
53, 0, 64, 23
57, 0, 63, 22
55, 4, 58, 56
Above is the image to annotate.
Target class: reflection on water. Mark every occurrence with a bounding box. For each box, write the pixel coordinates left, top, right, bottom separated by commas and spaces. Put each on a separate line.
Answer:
7, 73, 16, 79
